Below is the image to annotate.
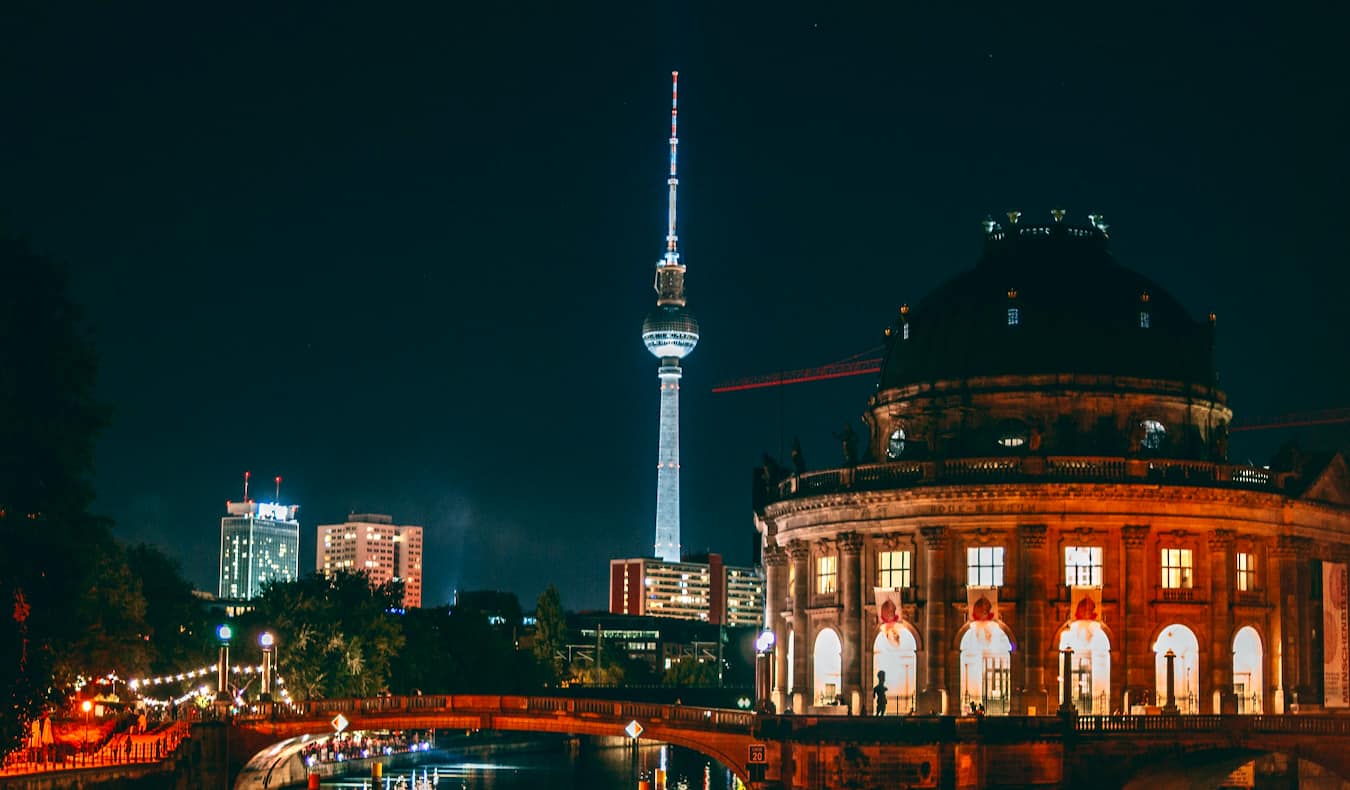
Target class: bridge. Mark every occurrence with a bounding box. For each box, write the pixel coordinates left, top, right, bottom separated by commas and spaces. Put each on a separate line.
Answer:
229, 695, 1350, 789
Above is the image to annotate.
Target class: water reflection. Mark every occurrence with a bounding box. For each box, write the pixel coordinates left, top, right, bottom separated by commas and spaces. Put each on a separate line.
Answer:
319, 739, 737, 790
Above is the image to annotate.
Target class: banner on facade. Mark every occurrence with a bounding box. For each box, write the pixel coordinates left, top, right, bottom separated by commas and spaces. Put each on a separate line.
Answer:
875, 586, 905, 649
1324, 562, 1349, 708
1070, 586, 1102, 622
967, 586, 998, 622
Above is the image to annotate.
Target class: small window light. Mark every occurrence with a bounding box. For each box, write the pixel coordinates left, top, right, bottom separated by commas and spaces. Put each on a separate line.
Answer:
887, 428, 906, 460
1139, 311, 1150, 329
1007, 307, 1020, 326
1141, 420, 1166, 451
902, 322, 910, 340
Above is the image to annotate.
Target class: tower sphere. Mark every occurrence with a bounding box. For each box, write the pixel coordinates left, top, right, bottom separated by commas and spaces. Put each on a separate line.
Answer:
642, 303, 700, 359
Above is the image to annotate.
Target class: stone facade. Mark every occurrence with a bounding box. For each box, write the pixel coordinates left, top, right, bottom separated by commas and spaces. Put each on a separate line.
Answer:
753, 216, 1350, 718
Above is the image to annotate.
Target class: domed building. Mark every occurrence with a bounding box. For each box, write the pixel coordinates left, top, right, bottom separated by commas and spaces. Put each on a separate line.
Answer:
754, 212, 1350, 718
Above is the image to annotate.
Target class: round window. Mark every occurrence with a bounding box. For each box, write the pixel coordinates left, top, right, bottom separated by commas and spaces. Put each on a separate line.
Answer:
997, 421, 1029, 449
1141, 420, 1166, 451
887, 428, 906, 460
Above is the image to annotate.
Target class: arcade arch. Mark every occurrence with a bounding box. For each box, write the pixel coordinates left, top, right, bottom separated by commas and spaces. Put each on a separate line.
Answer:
1153, 624, 1200, 713
872, 623, 918, 715
1058, 620, 1112, 714
958, 622, 1012, 715
813, 628, 842, 706
1233, 626, 1264, 714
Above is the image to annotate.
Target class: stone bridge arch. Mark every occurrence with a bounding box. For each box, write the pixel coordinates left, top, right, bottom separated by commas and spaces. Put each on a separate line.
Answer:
232, 695, 758, 789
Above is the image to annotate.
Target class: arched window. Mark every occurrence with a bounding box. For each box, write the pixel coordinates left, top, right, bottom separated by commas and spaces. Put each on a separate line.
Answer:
813, 628, 842, 707
1141, 420, 1167, 451
1233, 627, 1263, 714
996, 420, 1030, 450
887, 428, 906, 460
873, 625, 918, 715
1153, 624, 1200, 713
1059, 621, 1111, 714
959, 624, 1012, 715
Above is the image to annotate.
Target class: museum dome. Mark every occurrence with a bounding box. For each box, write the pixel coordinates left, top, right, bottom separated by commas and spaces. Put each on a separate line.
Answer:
879, 214, 1216, 392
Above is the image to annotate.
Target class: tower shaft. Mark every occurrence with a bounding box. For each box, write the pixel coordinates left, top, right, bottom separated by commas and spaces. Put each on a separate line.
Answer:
655, 363, 682, 561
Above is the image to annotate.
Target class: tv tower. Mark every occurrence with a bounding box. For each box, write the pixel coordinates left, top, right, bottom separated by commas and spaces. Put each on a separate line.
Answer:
641, 71, 699, 563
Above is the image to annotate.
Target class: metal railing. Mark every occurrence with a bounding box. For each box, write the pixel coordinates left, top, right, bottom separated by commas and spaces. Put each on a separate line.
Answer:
235, 695, 755, 734
1, 722, 190, 778
771, 455, 1282, 503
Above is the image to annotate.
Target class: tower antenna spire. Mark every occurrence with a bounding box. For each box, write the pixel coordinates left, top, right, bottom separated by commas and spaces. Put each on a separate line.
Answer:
275, 476, 282, 502
665, 70, 679, 267
243, 470, 250, 502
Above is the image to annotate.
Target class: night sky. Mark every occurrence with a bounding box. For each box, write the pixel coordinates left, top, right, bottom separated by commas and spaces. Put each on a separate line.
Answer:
3, 4, 1347, 610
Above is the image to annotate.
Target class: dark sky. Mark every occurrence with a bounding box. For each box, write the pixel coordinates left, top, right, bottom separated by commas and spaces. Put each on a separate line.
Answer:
3, 4, 1348, 610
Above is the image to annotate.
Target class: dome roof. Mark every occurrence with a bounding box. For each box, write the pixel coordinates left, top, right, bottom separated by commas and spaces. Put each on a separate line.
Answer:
879, 219, 1216, 391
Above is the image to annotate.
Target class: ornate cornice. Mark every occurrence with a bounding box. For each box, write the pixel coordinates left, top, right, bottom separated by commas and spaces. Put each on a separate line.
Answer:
1122, 524, 1150, 548
1208, 529, 1236, 552
920, 525, 949, 550
1018, 524, 1048, 548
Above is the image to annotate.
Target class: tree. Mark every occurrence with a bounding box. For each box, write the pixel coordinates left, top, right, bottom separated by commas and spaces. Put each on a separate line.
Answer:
663, 657, 719, 688
125, 543, 213, 673
247, 572, 406, 699
0, 235, 114, 756
531, 585, 567, 684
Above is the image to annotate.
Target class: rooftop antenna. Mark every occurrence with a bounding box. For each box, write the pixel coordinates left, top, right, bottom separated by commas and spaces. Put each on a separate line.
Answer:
274, 476, 282, 502
243, 470, 250, 502
664, 70, 679, 267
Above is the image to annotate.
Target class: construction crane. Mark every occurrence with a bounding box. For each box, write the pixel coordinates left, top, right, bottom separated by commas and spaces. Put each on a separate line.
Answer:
712, 353, 1350, 433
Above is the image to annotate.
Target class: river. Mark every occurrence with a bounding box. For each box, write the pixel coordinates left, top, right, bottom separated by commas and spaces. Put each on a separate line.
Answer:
316, 738, 738, 790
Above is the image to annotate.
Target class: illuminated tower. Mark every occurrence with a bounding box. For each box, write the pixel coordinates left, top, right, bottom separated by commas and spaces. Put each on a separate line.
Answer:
641, 71, 699, 563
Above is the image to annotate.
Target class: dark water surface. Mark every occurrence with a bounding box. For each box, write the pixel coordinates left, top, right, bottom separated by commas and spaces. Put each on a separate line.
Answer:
317, 739, 738, 790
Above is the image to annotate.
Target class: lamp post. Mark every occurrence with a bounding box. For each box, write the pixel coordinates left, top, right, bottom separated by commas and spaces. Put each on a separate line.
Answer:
258, 631, 275, 702
215, 624, 233, 706
755, 630, 776, 713
81, 699, 92, 760
1162, 649, 1180, 715
1058, 648, 1076, 716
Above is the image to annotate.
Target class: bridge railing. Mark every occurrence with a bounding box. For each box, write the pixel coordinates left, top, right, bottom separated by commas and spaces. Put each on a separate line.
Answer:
237, 695, 755, 734
1074, 714, 1350, 737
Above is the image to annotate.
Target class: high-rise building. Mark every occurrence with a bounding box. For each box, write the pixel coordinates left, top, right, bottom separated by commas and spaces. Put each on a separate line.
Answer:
641, 71, 699, 563
218, 499, 300, 601
609, 553, 763, 627
316, 513, 423, 608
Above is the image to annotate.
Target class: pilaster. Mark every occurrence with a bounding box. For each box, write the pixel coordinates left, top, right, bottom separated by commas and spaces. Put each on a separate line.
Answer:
919, 525, 949, 714
838, 532, 864, 709
1122, 524, 1150, 699
787, 539, 810, 709
1017, 524, 1049, 714
1208, 529, 1236, 713
763, 544, 790, 709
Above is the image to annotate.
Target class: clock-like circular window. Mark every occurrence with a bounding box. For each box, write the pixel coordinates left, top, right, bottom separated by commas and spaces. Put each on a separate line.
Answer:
887, 428, 906, 460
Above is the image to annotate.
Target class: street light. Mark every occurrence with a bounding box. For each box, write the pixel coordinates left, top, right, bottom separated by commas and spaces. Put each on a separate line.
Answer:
81, 700, 92, 758
215, 624, 233, 704
755, 629, 776, 713
258, 631, 275, 702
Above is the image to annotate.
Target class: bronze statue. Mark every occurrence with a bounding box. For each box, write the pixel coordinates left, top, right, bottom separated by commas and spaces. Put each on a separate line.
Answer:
834, 425, 859, 465
791, 436, 807, 475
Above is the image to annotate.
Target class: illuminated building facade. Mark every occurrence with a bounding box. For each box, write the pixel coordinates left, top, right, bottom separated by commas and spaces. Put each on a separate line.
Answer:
641, 71, 699, 562
219, 500, 300, 600
316, 513, 423, 608
755, 213, 1350, 717
610, 553, 764, 627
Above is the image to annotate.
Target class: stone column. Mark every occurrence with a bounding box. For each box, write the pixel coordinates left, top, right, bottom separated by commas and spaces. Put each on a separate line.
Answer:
839, 532, 864, 710
1018, 524, 1049, 715
919, 526, 949, 714
1059, 648, 1076, 714
1208, 529, 1236, 713
1162, 649, 1179, 715
763, 544, 790, 712
1122, 525, 1150, 705
787, 539, 811, 711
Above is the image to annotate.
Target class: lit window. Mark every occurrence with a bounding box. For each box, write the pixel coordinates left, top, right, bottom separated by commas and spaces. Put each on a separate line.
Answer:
1064, 546, 1103, 586
1007, 307, 1020, 326
902, 322, 910, 340
878, 550, 912, 588
817, 555, 838, 594
997, 420, 1029, 449
1236, 552, 1256, 592
887, 428, 906, 460
1161, 548, 1193, 589
1139, 311, 1151, 329
967, 546, 1004, 587
1141, 420, 1166, 451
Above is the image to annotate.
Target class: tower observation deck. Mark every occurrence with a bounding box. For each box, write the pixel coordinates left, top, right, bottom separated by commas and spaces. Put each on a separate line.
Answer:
641, 71, 699, 563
